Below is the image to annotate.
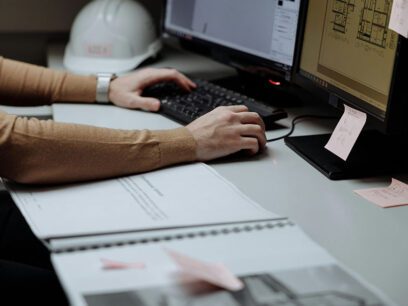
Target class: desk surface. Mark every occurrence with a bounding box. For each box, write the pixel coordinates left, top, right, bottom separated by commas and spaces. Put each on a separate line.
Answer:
49, 40, 408, 306
53, 102, 408, 306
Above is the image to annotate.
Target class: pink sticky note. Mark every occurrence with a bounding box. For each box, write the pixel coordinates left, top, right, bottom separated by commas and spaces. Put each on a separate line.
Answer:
325, 105, 367, 161
101, 258, 146, 270
354, 179, 408, 208
389, 0, 408, 38
166, 249, 244, 291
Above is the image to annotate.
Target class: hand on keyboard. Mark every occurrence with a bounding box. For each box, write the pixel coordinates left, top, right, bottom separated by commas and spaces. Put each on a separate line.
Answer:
142, 79, 287, 130
108, 68, 196, 111
186, 105, 267, 160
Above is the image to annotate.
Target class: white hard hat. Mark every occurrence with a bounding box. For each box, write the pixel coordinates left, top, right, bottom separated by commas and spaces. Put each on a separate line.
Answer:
64, 0, 162, 74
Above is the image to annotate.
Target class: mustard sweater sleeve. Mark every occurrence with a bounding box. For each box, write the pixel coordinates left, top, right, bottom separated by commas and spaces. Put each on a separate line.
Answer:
0, 111, 197, 184
0, 57, 96, 105
0, 58, 197, 184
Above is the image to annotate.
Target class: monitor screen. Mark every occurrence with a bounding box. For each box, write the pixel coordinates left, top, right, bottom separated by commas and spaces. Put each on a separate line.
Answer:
297, 0, 399, 120
286, 0, 407, 179
164, 0, 302, 80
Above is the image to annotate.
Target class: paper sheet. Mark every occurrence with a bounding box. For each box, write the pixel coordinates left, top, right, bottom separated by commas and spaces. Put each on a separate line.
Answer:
354, 178, 408, 208
8, 163, 276, 239
325, 105, 367, 161
389, 0, 408, 38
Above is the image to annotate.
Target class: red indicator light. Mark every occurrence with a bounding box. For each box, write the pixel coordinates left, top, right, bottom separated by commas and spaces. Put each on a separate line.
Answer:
268, 79, 281, 86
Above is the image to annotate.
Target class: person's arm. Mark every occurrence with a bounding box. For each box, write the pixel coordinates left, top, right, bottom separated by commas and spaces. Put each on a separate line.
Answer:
0, 58, 266, 184
0, 110, 196, 184
0, 57, 97, 106
0, 105, 266, 185
0, 57, 196, 110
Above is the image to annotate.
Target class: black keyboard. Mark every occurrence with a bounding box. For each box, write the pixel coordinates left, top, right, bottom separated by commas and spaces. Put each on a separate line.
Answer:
143, 79, 287, 130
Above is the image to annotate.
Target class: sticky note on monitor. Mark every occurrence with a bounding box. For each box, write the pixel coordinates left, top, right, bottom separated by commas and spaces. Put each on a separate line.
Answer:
354, 179, 408, 208
166, 249, 244, 291
389, 0, 408, 38
325, 105, 367, 161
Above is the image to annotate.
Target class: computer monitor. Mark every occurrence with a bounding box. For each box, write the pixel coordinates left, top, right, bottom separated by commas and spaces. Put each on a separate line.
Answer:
287, 0, 408, 179
164, 0, 304, 82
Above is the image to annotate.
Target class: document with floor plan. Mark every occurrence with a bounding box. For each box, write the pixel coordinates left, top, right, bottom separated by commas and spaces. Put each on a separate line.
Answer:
7, 163, 278, 241
52, 219, 391, 306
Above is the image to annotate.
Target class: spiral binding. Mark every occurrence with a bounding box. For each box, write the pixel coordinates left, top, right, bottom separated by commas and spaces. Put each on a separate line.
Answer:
56, 219, 294, 254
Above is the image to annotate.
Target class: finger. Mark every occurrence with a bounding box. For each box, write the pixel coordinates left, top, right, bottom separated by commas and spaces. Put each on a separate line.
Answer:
238, 112, 265, 130
172, 77, 196, 92
128, 96, 161, 111
219, 105, 249, 113
167, 70, 197, 90
240, 137, 260, 155
239, 124, 267, 149
185, 77, 197, 88
140, 69, 196, 91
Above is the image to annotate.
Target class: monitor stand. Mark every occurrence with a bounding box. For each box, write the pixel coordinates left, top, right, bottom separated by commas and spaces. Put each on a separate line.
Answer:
285, 130, 408, 180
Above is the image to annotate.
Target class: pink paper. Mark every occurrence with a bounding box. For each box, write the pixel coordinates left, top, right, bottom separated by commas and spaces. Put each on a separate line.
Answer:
325, 105, 367, 161
101, 258, 146, 270
166, 249, 244, 291
354, 179, 408, 208
389, 0, 408, 38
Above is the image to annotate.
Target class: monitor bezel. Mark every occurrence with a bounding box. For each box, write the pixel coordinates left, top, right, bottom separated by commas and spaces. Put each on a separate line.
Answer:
292, 1, 407, 135
163, 0, 308, 82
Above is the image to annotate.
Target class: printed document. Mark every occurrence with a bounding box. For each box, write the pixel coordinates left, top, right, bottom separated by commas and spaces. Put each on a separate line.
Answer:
52, 221, 389, 306
8, 163, 276, 239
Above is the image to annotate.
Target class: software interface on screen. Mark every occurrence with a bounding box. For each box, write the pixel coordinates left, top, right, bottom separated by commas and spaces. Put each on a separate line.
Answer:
165, 0, 301, 69
299, 0, 398, 118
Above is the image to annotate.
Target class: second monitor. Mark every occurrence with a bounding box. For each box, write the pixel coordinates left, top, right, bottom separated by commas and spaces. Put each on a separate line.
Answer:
288, 0, 407, 179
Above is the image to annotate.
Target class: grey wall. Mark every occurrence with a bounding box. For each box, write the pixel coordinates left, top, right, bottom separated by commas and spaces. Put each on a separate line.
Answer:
0, 0, 163, 64
0, 0, 92, 32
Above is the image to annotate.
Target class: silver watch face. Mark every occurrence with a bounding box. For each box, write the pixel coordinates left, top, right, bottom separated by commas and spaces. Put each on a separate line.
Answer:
96, 74, 114, 103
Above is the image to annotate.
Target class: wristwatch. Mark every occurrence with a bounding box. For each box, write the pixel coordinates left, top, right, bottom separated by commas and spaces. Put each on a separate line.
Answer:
96, 73, 116, 103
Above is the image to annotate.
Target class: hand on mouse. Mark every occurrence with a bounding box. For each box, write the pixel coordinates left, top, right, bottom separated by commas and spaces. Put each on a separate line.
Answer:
186, 105, 267, 161
108, 68, 196, 111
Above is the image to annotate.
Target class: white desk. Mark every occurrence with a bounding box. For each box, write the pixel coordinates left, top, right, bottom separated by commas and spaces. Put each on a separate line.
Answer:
53, 102, 408, 306
50, 40, 408, 306
0, 105, 52, 118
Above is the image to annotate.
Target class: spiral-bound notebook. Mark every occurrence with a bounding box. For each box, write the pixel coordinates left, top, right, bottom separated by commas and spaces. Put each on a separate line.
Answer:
7, 163, 279, 247
7, 163, 392, 305
51, 219, 391, 306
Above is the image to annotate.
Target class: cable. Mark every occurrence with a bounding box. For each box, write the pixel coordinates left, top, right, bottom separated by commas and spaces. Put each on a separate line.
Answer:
266, 114, 338, 143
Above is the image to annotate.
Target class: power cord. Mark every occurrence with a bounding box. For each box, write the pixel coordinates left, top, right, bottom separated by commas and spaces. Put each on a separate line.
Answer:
266, 114, 338, 143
